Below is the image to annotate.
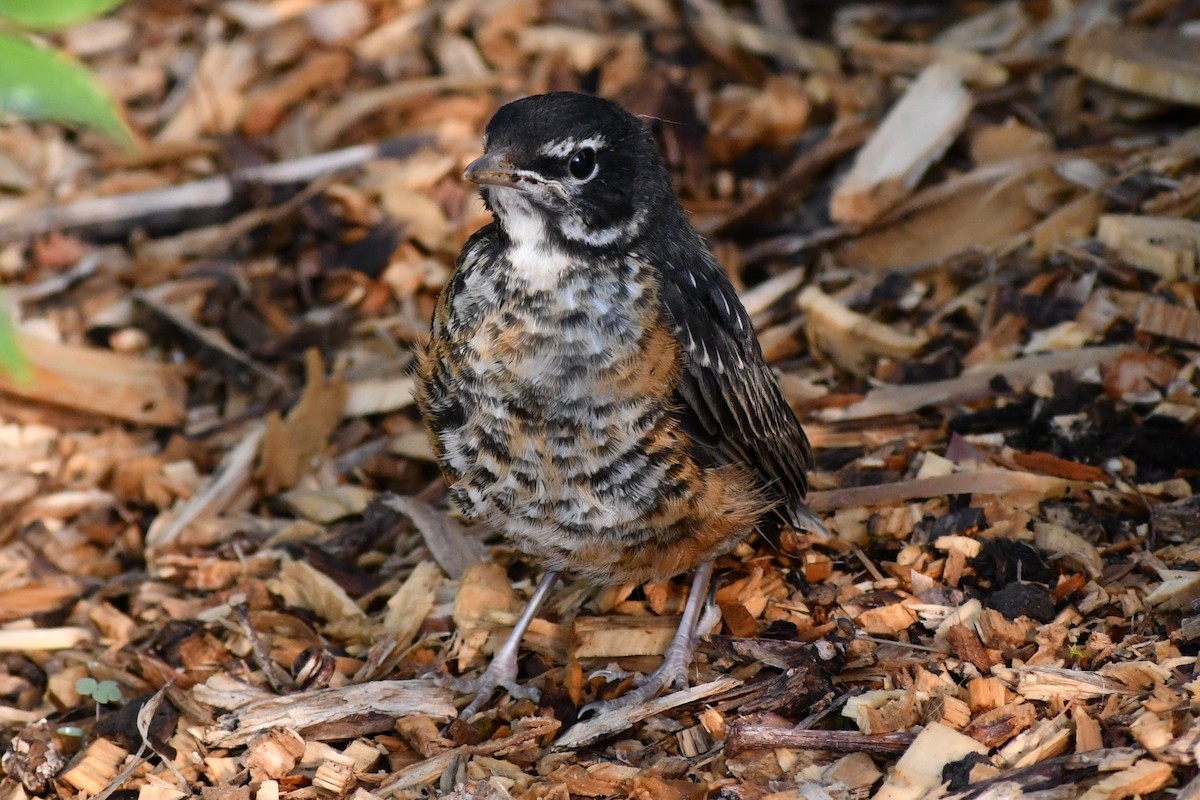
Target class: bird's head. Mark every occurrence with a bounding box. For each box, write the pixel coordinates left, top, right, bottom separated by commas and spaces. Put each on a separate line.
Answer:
465, 92, 676, 254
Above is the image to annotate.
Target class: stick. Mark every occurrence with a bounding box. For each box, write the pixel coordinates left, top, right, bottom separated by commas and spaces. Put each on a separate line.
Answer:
0, 135, 432, 242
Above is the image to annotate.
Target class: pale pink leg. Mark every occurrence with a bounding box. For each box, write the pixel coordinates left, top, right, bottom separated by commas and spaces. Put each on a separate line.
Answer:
458, 570, 560, 719
580, 559, 714, 717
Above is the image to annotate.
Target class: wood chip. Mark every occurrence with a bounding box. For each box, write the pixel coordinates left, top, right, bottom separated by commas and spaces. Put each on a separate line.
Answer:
1096, 214, 1200, 281
1066, 27, 1200, 107
873, 722, 988, 800
1136, 299, 1200, 347
831, 62, 972, 225
0, 335, 185, 426
203, 680, 455, 747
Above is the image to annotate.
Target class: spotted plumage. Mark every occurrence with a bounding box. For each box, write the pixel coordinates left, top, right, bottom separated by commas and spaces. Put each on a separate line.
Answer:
415, 92, 821, 717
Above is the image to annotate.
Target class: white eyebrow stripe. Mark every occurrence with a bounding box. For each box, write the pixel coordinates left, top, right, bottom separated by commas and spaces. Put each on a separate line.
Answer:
538, 135, 607, 158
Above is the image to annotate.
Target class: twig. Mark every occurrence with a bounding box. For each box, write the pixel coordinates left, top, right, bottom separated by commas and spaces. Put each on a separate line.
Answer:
0, 135, 432, 242
725, 722, 916, 756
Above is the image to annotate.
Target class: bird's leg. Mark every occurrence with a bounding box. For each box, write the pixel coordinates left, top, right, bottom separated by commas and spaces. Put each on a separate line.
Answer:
457, 570, 560, 719
580, 559, 715, 717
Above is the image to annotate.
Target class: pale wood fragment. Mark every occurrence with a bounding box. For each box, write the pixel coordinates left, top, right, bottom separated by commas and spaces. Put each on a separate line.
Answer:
1145, 569, 1200, 611
976, 609, 1037, 653
145, 424, 264, 552
1129, 711, 1172, 757
807, 469, 1082, 514
356, 561, 443, 682
1097, 214, 1200, 281
798, 286, 929, 375
1066, 27, 1200, 107
1137, 299, 1200, 347
995, 714, 1073, 769
676, 724, 714, 758
0, 335, 185, 426
1035, 521, 1103, 580
844, 690, 916, 733
1078, 758, 1173, 800
453, 562, 520, 669
998, 666, 1134, 702
280, 485, 375, 524
0, 626, 93, 651
820, 345, 1136, 420
343, 374, 417, 417
203, 681, 455, 747
831, 62, 972, 225
874, 722, 988, 800
269, 558, 365, 624
312, 750, 357, 795
61, 739, 130, 795
245, 728, 305, 782
1074, 706, 1103, 753
138, 780, 188, 800
820, 752, 885, 796
573, 614, 681, 659
855, 603, 918, 636
923, 694, 971, 730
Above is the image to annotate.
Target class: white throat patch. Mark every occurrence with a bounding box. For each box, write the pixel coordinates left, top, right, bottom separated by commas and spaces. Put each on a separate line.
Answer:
490, 188, 571, 289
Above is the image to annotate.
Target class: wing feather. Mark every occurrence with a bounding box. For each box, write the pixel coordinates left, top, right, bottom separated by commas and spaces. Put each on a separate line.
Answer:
643, 245, 820, 532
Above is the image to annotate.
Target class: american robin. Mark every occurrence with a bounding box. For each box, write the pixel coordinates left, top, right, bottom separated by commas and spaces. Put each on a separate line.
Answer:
416, 92, 823, 719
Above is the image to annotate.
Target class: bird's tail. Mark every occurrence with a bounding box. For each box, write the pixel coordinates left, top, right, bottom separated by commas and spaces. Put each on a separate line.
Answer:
789, 502, 829, 537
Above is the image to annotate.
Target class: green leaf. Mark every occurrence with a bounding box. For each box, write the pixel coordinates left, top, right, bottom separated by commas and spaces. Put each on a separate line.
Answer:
92, 680, 122, 704
75, 677, 99, 696
56, 725, 86, 738
0, 33, 135, 151
0, 301, 31, 385
0, 0, 126, 30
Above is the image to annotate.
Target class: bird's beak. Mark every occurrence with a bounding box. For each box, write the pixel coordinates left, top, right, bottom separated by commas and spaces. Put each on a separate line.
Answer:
464, 148, 519, 188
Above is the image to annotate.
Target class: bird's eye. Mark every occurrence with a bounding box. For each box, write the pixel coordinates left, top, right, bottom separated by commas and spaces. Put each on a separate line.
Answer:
568, 147, 596, 180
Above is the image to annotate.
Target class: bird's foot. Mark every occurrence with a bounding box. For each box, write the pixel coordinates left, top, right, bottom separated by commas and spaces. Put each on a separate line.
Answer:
443, 570, 562, 720
444, 653, 539, 720
578, 642, 693, 718
578, 561, 717, 719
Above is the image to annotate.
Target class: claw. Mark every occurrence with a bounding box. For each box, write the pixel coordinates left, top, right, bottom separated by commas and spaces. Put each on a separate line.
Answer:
587, 665, 637, 683
458, 653, 529, 719
578, 657, 690, 718
452, 570, 561, 719
576, 560, 716, 719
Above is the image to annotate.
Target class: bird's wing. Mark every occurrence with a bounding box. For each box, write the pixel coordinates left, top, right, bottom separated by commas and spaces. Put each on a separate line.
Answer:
645, 246, 821, 532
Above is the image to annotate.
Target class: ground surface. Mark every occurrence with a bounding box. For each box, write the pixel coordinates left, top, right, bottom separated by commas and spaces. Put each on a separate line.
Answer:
2, 1, 1200, 799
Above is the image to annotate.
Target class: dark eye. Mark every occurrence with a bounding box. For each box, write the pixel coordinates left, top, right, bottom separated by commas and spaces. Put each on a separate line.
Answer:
568, 148, 596, 180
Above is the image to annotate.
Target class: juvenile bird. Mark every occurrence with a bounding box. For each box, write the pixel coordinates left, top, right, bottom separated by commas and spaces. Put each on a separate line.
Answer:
416, 92, 823, 718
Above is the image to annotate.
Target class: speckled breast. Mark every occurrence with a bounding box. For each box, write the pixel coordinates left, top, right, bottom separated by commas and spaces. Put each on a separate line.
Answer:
417, 238, 712, 582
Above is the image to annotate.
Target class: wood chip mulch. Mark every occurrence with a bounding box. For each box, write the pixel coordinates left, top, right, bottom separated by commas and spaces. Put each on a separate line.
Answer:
2, 1, 1200, 799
